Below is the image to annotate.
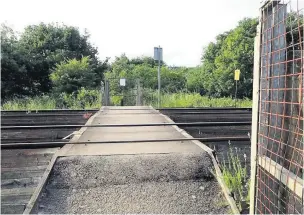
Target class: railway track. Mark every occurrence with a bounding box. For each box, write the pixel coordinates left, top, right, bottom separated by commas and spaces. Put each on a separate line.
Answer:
1, 107, 252, 214
159, 107, 252, 209
158, 108, 252, 164
1, 148, 60, 214
1, 110, 99, 144
1, 109, 98, 214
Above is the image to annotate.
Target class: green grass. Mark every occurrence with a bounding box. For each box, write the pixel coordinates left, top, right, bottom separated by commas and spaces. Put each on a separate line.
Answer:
1, 90, 252, 110
144, 91, 252, 108
1, 96, 57, 110
111, 95, 123, 106
220, 142, 250, 211
1, 88, 102, 110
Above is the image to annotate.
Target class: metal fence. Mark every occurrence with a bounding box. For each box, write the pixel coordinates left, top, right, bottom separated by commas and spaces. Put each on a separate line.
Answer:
102, 78, 143, 106
251, 0, 303, 214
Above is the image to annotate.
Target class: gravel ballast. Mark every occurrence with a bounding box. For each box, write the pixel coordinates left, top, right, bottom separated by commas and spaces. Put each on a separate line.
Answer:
34, 153, 230, 213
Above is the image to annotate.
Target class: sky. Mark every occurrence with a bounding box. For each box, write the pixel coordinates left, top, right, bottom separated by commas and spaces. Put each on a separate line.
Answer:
0, 0, 261, 67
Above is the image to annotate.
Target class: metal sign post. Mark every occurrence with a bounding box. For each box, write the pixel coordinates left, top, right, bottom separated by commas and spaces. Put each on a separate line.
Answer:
154, 46, 163, 108
100, 81, 104, 107
234, 70, 240, 107
119, 78, 126, 106
104, 80, 110, 106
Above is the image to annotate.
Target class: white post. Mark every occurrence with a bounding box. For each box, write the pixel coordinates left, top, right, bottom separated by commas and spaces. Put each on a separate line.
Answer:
249, 23, 262, 215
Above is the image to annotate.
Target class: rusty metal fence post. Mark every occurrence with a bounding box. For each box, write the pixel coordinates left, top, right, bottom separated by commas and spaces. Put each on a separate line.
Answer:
104, 80, 110, 106
100, 81, 104, 107
136, 79, 143, 106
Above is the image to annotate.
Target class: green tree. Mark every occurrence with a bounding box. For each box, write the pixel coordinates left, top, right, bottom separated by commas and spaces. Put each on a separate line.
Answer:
132, 64, 157, 89
50, 57, 96, 94
161, 67, 187, 92
200, 18, 258, 98
186, 67, 205, 92
130, 56, 157, 67
1, 24, 32, 99
1, 22, 107, 99
105, 54, 186, 94
105, 54, 136, 94
18, 23, 103, 93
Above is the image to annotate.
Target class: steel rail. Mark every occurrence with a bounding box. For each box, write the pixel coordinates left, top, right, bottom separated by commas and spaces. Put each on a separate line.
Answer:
158, 111, 252, 115
1, 113, 94, 117
0, 112, 253, 118
84, 112, 252, 115
1, 121, 252, 130
1, 112, 252, 117
0, 108, 252, 113
157, 107, 252, 111
0, 109, 99, 112
1, 136, 250, 149
103, 108, 252, 111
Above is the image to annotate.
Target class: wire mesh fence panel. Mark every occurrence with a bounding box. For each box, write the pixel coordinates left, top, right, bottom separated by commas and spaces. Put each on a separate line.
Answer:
254, 0, 303, 214
104, 78, 144, 106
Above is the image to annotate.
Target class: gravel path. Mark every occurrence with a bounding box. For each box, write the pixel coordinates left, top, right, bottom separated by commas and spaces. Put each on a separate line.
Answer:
34, 153, 229, 214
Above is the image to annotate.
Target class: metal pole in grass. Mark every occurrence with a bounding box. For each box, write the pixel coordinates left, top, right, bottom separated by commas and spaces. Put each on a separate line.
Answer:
235, 80, 238, 107
154, 46, 163, 108
234, 70, 240, 108
100, 81, 104, 107
119, 78, 126, 106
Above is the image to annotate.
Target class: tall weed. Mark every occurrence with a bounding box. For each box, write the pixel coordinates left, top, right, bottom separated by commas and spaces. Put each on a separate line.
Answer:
2, 90, 252, 110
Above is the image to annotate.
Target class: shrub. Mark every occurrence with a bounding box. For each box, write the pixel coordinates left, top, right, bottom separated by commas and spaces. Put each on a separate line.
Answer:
50, 57, 96, 94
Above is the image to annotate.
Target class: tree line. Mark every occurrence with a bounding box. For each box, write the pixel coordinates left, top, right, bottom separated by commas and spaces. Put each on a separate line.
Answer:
1, 23, 108, 100
1, 18, 259, 101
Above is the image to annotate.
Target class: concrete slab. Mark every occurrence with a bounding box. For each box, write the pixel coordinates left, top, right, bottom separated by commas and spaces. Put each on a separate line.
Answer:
31, 106, 232, 214
64, 106, 203, 156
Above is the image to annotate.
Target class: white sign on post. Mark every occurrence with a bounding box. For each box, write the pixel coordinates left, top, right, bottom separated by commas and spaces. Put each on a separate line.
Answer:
120, 78, 126, 86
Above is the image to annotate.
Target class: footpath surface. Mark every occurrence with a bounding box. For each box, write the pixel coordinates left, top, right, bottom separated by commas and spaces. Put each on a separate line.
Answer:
34, 106, 229, 214
64, 106, 202, 155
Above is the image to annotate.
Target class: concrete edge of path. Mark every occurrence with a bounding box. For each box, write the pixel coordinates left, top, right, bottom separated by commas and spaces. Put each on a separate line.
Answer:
23, 107, 103, 214
152, 106, 240, 214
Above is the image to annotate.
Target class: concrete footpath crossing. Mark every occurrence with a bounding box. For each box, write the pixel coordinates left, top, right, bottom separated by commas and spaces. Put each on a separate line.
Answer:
31, 106, 231, 214
64, 106, 203, 155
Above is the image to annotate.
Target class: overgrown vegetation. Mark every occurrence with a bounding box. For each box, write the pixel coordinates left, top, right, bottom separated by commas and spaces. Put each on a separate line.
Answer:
1, 91, 252, 110
1, 18, 259, 103
105, 55, 188, 96
2, 13, 301, 105
1, 23, 108, 100
1, 88, 101, 110
1, 18, 256, 111
143, 91, 252, 108
198, 18, 258, 98
220, 142, 250, 212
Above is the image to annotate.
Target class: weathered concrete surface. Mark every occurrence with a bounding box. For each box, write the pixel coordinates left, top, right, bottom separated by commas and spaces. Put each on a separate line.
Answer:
63, 106, 203, 156
33, 106, 229, 214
